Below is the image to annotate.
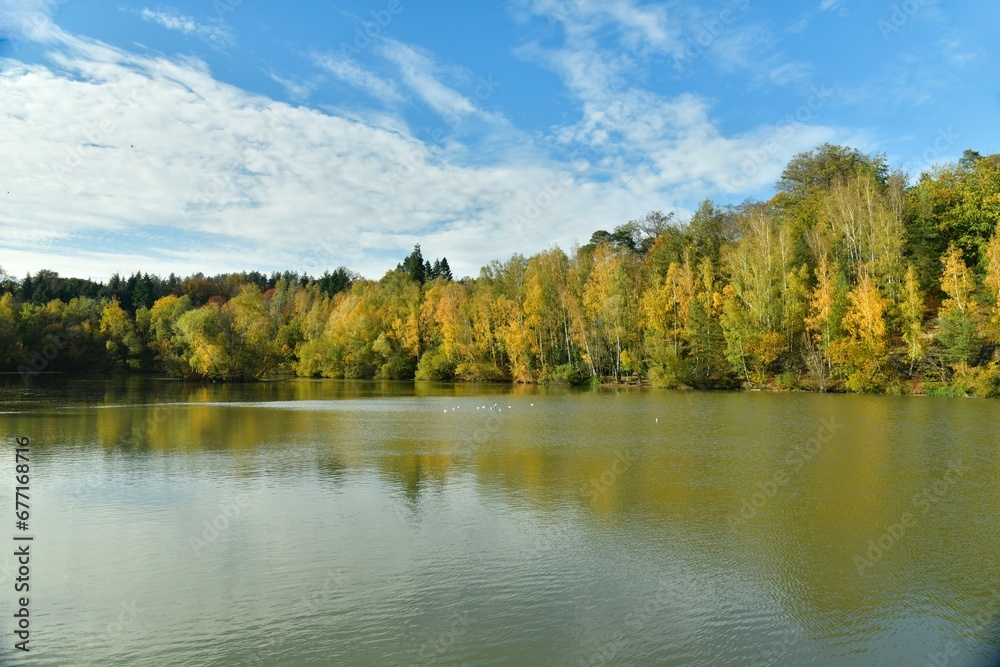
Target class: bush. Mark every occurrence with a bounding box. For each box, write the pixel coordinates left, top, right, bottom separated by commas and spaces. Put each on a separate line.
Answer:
944, 363, 1000, 398
774, 372, 799, 391
540, 363, 589, 385
648, 363, 682, 388
454, 361, 508, 382
415, 347, 456, 381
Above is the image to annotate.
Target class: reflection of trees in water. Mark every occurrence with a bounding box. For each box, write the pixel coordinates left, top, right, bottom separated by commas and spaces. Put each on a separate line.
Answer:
5, 379, 1000, 644
314, 451, 347, 483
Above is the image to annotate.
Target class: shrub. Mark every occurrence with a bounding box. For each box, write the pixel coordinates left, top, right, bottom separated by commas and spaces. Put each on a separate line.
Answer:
415, 347, 456, 381
540, 363, 589, 385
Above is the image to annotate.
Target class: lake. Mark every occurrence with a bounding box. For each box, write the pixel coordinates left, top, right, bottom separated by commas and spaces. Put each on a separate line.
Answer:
0, 377, 998, 666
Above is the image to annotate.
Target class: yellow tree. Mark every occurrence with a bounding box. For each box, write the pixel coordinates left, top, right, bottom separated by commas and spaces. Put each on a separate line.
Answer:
100, 298, 143, 369
829, 271, 889, 392
982, 220, 1000, 341
640, 252, 695, 384
416, 280, 472, 380
820, 172, 905, 301
522, 248, 571, 373
221, 284, 280, 380
149, 294, 194, 376
582, 243, 641, 381
641, 269, 684, 387
936, 243, 980, 374
175, 303, 226, 379
783, 263, 810, 352
900, 263, 925, 375
803, 252, 846, 390
720, 205, 788, 386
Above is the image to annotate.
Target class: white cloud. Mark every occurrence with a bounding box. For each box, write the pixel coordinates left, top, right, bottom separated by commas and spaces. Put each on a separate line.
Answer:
311, 53, 403, 105
787, 15, 810, 33
0, 1, 847, 284
0, 33, 656, 280
0, 0, 61, 42
265, 70, 317, 101
138, 7, 233, 50
379, 39, 501, 124
524, 0, 682, 57
513, 1, 838, 196
768, 61, 812, 86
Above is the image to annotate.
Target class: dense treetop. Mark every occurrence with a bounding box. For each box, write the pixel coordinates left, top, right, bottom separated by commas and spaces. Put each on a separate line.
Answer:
3, 143, 1000, 396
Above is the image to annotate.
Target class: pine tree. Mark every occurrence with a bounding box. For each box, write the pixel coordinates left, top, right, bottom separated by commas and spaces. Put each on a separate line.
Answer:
400, 245, 426, 284
438, 258, 453, 281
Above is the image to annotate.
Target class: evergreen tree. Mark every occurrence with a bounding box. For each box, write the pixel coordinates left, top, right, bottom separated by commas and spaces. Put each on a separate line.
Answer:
438, 258, 453, 282
400, 244, 426, 284
20, 274, 34, 303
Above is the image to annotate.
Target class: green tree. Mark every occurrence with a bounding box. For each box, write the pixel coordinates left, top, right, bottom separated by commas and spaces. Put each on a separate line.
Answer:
934, 244, 980, 375
400, 244, 427, 284
100, 298, 143, 370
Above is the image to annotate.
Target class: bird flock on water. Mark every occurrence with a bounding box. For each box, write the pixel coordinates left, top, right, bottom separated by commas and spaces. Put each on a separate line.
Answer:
440, 401, 660, 423
442, 402, 537, 413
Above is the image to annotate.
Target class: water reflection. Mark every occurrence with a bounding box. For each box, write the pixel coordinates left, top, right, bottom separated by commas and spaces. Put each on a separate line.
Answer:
0, 376, 998, 666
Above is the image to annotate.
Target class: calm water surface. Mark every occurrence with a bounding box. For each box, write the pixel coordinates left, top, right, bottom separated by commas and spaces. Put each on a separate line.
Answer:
0, 377, 998, 666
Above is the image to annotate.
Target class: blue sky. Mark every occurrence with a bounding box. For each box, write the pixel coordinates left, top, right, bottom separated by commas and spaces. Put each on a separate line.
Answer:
1, 0, 997, 281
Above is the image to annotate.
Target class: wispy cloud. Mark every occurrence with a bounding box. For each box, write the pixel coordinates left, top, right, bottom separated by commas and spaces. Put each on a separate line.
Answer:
1, 0, 859, 283
0, 33, 652, 280
265, 70, 317, 101
378, 40, 483, 122
513, 0, 837, 194
0, 0, 62, 42
768, 61, 812, 86
138, 7, 233, 50
311, 53, 403, 105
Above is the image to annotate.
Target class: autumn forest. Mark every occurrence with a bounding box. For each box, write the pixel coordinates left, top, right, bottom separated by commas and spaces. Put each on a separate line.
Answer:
4, 144, 1000, 396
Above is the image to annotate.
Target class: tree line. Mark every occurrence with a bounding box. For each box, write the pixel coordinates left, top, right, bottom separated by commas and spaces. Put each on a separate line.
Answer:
3, 143, 1000, 396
